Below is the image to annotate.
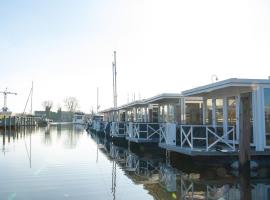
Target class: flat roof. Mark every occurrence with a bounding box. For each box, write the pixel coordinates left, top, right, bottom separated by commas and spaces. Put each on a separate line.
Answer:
99, 108, 116, 113
182, 78, 270, 97
100, 93, 182, 113
117, 100, 146, 110
143, 93, 182, 104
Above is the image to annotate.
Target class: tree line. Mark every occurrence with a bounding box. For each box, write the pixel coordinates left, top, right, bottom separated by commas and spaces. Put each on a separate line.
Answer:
42, 96, 79, 113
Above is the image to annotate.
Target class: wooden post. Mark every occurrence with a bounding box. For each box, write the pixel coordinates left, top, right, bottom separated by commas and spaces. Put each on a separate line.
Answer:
239, 94, 251, 172
240, 165, 251, 200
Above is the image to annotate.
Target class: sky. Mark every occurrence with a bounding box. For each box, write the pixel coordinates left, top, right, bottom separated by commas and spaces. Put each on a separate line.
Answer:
0, 0, 270, 113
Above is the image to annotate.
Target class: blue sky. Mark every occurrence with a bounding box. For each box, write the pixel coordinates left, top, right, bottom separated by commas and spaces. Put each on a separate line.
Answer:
1, 0, 270, 113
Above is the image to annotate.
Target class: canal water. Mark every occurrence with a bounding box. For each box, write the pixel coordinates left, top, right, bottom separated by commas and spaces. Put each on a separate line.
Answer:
1, 125, 270, 200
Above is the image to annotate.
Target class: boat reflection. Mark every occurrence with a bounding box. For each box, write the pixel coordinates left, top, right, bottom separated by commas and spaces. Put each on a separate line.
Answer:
89, 131, 270, 200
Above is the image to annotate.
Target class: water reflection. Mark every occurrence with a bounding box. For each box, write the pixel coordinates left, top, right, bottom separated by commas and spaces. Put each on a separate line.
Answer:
1, 125, 270, 200
89, 130, 270, 200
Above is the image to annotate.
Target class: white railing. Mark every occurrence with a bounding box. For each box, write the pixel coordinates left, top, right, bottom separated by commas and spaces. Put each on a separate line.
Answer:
127, 122, 161, 141
179, 125, 236, 151
159, 123, 176, 145
110, 122, 126, 137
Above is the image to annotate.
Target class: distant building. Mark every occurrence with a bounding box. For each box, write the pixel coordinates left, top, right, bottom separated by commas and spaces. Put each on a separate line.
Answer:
34, 110, 73, 122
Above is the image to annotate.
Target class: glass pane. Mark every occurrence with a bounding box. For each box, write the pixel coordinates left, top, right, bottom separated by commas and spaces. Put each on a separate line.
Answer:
159, 105, 164, 122
216, 99, 223, 125
206, 99, 212, 125
264, 88, 270, 146
168, 104, 175, 123
185, 103, 201, 125
228, 97, 236, 127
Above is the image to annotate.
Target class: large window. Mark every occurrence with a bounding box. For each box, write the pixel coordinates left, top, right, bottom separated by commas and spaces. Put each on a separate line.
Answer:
206, 99, 212, 125
185, 103, 202, 125
227, 97, 236, 127
216, 99, 223, 125
167, 104, 175, 123
264, 88, 270, 146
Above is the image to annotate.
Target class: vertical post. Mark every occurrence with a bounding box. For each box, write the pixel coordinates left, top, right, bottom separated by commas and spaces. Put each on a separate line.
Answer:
113, 51, 117, 109
31, 81, 33, 114
9, 116, 11, 129
223, 97, 228, 139
14, 116, 16, 131
181, 98, 186, 124
239, 94, 251, 172
4, 116, 6, 132
97, 87, 99, 113
212, 98, 216, 127
112, 51, 117, 122
202, 98, 207, 125
240, 164, 251, 200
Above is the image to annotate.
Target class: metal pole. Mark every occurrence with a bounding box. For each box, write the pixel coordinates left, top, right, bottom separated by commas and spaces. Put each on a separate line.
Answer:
31, 81, 33, 114
97, 87, 99, 113
4, 92, 7, 110
113, 51, 117, 108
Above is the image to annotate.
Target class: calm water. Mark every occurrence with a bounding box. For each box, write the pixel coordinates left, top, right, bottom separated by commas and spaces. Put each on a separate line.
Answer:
1, 125, 270, 200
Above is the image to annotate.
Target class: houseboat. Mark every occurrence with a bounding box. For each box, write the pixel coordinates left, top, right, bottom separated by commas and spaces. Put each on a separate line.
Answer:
87, 114, 104, 133
159, 78, 270, 156
72, 112, 85, 124
92, 78, 270, 158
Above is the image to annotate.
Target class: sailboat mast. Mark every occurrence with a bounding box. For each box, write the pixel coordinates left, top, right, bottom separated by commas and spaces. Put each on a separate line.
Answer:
97, 87, 99, 113
30, 81, 33, 114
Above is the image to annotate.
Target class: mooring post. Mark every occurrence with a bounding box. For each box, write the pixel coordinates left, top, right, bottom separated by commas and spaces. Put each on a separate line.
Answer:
239, 94, 251, 173
240, 164, 251, 200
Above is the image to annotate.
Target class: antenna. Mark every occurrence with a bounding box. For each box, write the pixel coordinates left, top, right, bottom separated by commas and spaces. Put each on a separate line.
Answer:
0, 88, 17, 112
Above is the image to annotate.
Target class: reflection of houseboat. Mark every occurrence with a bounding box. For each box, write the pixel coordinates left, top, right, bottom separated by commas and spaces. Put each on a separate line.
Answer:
72, 112, 85, 124
90, 129, 270, 200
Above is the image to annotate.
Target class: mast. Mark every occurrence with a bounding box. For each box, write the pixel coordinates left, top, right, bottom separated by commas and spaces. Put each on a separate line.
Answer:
112, 51, 117, 120
30, 81, 33, 114
97, 87, 99, 113
113, 51, 117, 109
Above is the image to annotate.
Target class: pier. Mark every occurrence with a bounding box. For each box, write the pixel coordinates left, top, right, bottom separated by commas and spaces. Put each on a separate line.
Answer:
0, 115, 37, 129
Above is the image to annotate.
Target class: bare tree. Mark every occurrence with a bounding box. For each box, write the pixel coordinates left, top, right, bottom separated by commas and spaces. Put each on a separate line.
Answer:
64, 97, 79, 112
42, 100, 53, 112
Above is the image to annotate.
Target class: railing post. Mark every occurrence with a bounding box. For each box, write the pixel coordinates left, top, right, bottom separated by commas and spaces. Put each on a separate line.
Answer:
147, 123, 149, 139
180, 125, 183, 147
233, 127, 235, 151
191, 126, 193, 150
206, 126, 209, 151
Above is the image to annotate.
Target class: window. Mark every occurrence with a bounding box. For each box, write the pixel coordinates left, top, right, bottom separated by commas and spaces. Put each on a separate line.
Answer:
216, 99, 223, 125
227, 97, 236, 127
185, 103, 201, 125
206, 99, 212, 125
264, 88, 270, 146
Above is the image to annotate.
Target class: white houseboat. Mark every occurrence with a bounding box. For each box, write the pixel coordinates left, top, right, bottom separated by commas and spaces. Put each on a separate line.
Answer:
159, 78, 270, 156
72, 112, 85, 124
